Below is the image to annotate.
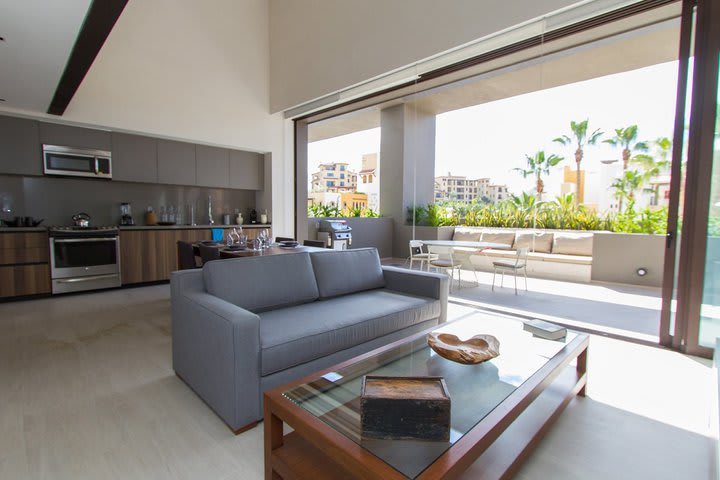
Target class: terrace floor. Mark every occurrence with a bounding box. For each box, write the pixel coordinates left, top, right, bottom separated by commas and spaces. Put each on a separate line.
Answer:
382, 259, 663, 341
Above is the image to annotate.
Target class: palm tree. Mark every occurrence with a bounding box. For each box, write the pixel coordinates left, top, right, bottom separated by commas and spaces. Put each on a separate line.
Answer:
553, 120, 603, 206
611, 170, 643, 212
603, 125, 649, 171
631, 137, 672, 206
513, 150, 564, 201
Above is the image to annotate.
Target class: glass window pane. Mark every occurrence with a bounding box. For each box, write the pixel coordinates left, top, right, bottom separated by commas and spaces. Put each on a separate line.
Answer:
698, 57, 720, 347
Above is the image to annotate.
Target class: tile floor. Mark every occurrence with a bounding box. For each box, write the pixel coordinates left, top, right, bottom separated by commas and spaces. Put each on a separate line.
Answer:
0, 285, 714, 479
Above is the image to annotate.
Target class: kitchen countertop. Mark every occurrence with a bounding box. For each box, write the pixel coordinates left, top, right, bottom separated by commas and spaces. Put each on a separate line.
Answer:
0, 226, 48, 233
0, 225, 272, 232
119, 224, 272, 230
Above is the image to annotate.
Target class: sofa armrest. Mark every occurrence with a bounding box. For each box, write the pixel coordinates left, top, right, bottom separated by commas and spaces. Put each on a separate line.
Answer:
171, 272, 262, 430
382, 266, 449, 323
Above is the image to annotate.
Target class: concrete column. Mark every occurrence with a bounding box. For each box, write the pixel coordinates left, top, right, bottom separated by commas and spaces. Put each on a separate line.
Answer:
295, 121, 309, 241
379, 104, 436, 257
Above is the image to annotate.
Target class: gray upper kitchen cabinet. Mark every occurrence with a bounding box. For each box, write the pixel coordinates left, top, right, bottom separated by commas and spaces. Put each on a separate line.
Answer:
196, 145, 229, 188
0, 116, 42, 176
157, 140, 196, 185
111, 133, 158, 183
38, 122, 112, 151
229, 150, 263, 190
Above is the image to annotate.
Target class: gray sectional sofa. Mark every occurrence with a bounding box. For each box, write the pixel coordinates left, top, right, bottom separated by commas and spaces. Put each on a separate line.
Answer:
170, 247, 448, 432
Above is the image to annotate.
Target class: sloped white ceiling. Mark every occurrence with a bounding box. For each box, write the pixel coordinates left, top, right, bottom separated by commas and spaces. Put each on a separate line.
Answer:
0, 0, 92, 112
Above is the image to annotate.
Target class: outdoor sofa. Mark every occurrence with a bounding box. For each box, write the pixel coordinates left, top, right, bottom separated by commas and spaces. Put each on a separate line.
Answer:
451, 227, 594, 282
170, 247, 449, 432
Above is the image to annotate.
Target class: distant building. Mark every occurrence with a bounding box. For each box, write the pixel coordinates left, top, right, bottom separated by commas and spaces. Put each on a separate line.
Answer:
487, 184, 509, 202
308, 191, 368, 211
598, 160, 622, 213
561, 165, 586, 203
357, 153, 379, 212
648, 174, 671, 210
311, 162, 358, 193
434, 173, 508, 203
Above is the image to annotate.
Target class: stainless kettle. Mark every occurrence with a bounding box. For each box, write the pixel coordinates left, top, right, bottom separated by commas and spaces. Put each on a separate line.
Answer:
72, 212, 91, 227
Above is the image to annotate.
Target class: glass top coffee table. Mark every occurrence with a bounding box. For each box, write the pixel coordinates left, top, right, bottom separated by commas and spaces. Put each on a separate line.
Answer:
263, 312, 589, 480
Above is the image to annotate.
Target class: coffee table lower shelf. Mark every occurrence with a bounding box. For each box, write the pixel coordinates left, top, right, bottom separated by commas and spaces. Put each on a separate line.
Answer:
265, 365, 586, 480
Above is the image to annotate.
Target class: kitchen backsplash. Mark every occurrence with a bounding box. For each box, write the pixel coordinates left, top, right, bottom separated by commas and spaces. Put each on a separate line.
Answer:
0, 175, 256, 226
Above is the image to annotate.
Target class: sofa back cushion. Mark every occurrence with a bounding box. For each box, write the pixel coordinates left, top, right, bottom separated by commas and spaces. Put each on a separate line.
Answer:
203, 253, 319, 313
514, 231, 554, 253
453, 227, 481, 242
552, 232, 594, 256
479, 230, 515, 249
310, 248, 385, 299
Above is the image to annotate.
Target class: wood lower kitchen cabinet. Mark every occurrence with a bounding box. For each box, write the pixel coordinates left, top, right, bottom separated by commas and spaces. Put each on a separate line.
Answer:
0, 231, 51, 298
120, 229, 205, 284
119, 227, 271, 285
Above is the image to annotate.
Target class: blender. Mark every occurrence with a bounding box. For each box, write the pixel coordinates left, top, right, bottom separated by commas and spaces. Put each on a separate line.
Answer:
120, 202, 135, 225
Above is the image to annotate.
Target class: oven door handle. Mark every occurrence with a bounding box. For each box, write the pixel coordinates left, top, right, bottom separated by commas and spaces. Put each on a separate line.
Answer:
53, 238, 117, 243
55, 274, 120, 283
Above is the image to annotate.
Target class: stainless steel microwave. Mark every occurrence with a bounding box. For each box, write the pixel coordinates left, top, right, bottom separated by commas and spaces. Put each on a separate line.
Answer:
42, 144, 112, 179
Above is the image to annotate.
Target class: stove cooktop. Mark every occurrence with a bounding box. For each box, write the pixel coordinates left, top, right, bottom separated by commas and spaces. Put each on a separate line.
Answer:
48, 225, 119, 237
49, 225, 118, 231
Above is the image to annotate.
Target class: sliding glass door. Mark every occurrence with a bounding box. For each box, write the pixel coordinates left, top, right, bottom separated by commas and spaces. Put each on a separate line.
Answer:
661, 0, 720, 357
698, 60, 720, 348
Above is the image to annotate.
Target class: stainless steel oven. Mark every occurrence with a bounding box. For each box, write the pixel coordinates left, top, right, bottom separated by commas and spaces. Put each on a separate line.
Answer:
49, 226, 121, 294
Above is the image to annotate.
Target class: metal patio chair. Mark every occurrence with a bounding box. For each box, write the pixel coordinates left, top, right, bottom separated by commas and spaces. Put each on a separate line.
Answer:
492, 247, 529, 295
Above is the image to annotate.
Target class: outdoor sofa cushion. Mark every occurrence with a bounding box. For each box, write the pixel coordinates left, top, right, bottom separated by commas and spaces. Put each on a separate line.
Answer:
453, 228, 482, 242
552, 232, 594, 256
259, 289, 441, 375
531, 252, 592, 265
203, 253, 319, 313
480, 249, 591, 265
479, 230, 515, 249
310, 248, 385, 298
514, 231, 554, 253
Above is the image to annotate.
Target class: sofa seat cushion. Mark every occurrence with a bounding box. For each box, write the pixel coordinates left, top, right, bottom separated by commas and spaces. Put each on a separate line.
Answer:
479, 230, 515, 249
530, 252, 592, 265
479, 249, 592, 265
259, 289, 440, 376
453, 246, 483, 253
203, 252, 319, 313
552, 232, 594, 256
514, 231, 554, 253
453, 228, 482, 242
310, 248, 385, 299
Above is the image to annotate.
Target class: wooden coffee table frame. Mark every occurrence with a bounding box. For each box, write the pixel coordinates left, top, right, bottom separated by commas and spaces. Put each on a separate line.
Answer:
264, 324, 589, 480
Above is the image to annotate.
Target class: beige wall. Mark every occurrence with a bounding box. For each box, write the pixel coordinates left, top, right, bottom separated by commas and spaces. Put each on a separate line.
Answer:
592, 232, 665, 287
269, 0, 576, 112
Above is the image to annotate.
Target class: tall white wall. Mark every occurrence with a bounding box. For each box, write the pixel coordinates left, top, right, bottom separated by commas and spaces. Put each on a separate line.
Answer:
65, 0, 280, 151
269, 0, 576, 112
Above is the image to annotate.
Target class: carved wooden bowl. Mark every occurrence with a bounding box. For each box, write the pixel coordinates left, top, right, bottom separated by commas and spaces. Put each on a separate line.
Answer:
427, 332, 500, 365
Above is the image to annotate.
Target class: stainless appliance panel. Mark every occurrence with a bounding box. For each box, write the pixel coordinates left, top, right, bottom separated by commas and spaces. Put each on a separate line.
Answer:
51, 273, 121, 294
50, 235, 121, 292
43, 144, 112, 179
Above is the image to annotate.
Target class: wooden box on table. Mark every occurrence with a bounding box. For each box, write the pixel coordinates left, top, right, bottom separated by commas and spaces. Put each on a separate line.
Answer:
360, 375, 451, 441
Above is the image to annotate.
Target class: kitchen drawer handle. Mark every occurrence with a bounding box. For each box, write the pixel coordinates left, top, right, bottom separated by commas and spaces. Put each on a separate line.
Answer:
53, 238, 117, 243
55, 274, 119, 283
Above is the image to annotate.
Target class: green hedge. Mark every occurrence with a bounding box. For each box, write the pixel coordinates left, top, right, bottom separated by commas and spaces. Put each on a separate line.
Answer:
406, 195, 667, 234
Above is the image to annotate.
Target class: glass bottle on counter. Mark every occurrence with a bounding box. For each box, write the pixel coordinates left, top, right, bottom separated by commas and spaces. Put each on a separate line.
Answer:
187, 204, 196, 226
